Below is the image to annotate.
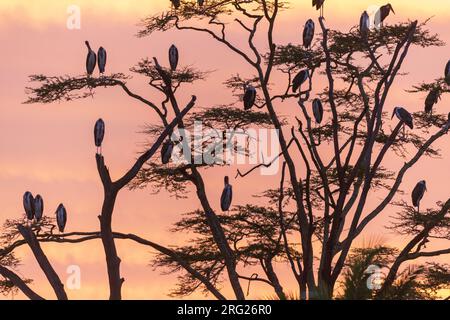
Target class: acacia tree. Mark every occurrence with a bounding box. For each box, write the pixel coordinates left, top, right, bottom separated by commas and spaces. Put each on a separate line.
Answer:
134, 0, 450, 299
1, 0, 450, 300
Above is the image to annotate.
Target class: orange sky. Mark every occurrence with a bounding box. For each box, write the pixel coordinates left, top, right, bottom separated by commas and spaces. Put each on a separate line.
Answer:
0, 0, 449, 299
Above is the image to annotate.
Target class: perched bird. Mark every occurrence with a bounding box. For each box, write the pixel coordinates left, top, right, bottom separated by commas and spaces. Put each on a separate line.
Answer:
161, 139, 174, 164
412, 180, 427, 212
424, 88, 441, 114
292, 69, 309, 93
198, 0, 204, 6
445, 60, 450, 85
56, 204, 67, 233
94, 118, 105, 154
243, 85, 257, 110
171, 0, 180, 9
220, 176, 232, 212
391, 107, 413, 130
312, 98, 324, 124
378, 3, 395, 27
34, 195, 44, 222
97, 47, 107, 75
85, 41, 97, 76
312, 0, 325, 17
169, 44, 179, 71
303, 19, 315, 49
23, 191, 35, 221
359, 11, 370, 39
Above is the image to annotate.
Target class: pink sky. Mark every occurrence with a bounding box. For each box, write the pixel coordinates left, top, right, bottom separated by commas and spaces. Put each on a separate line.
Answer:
0, 0, 449, 299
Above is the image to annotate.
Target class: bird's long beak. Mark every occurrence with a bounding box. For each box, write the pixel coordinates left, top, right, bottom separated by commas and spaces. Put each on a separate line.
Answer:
391, 110, 395, 119
390, 5, 396, 14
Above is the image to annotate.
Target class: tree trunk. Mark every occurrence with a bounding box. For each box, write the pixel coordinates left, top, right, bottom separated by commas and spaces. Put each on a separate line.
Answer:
18, 225, 68, 300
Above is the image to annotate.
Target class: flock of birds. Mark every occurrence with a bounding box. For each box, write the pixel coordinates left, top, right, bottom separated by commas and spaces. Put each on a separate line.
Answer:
19, 2, 448, 231
22, 192, 67, 232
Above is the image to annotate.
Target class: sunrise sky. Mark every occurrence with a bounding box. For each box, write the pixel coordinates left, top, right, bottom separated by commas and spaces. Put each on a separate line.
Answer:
0, 0, 449, 299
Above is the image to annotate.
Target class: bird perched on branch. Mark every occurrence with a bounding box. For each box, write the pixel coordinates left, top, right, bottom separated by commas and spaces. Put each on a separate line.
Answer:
169, 44, 179, 71
85, 41, 97, 76
359, 11, 370, 40
392, 107, 413, 135
292, 69, 309, 93
161, 139, 174, 164
412, 180, 427, 214
23, 191, 35, 221
378, 3, 395, 27
56, 204, 67, 233
220, 176, 233, 212
424, 88, 441, 114
243, 85, 256, 110
98, 47, 107, 75
94, 118, 105, 155
312, 98, 324, 124
34, 195, 44, 222
303, 19, 315, 49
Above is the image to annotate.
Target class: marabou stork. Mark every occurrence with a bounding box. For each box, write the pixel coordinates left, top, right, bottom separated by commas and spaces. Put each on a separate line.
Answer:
243, 85, 257, 110
34, 194, 44, 222
312, 98, 324, 124
94, 118, 105, 155
220, 176, 232, 212
23, 191, 35, 221
303, 19, 315, 49
85, 41, 97, 76
412, 180, 427, 213
56, 204, 67, 233
424, 88, 441, 114
378, 3, 395, 27
292, 69, 309, 93
169, 44, 179, 71
360, 11, 370, 39
198, 0, 204, 6
392, 107, 413, 135
98, 47, 107, 75
161, 139, 174, 164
